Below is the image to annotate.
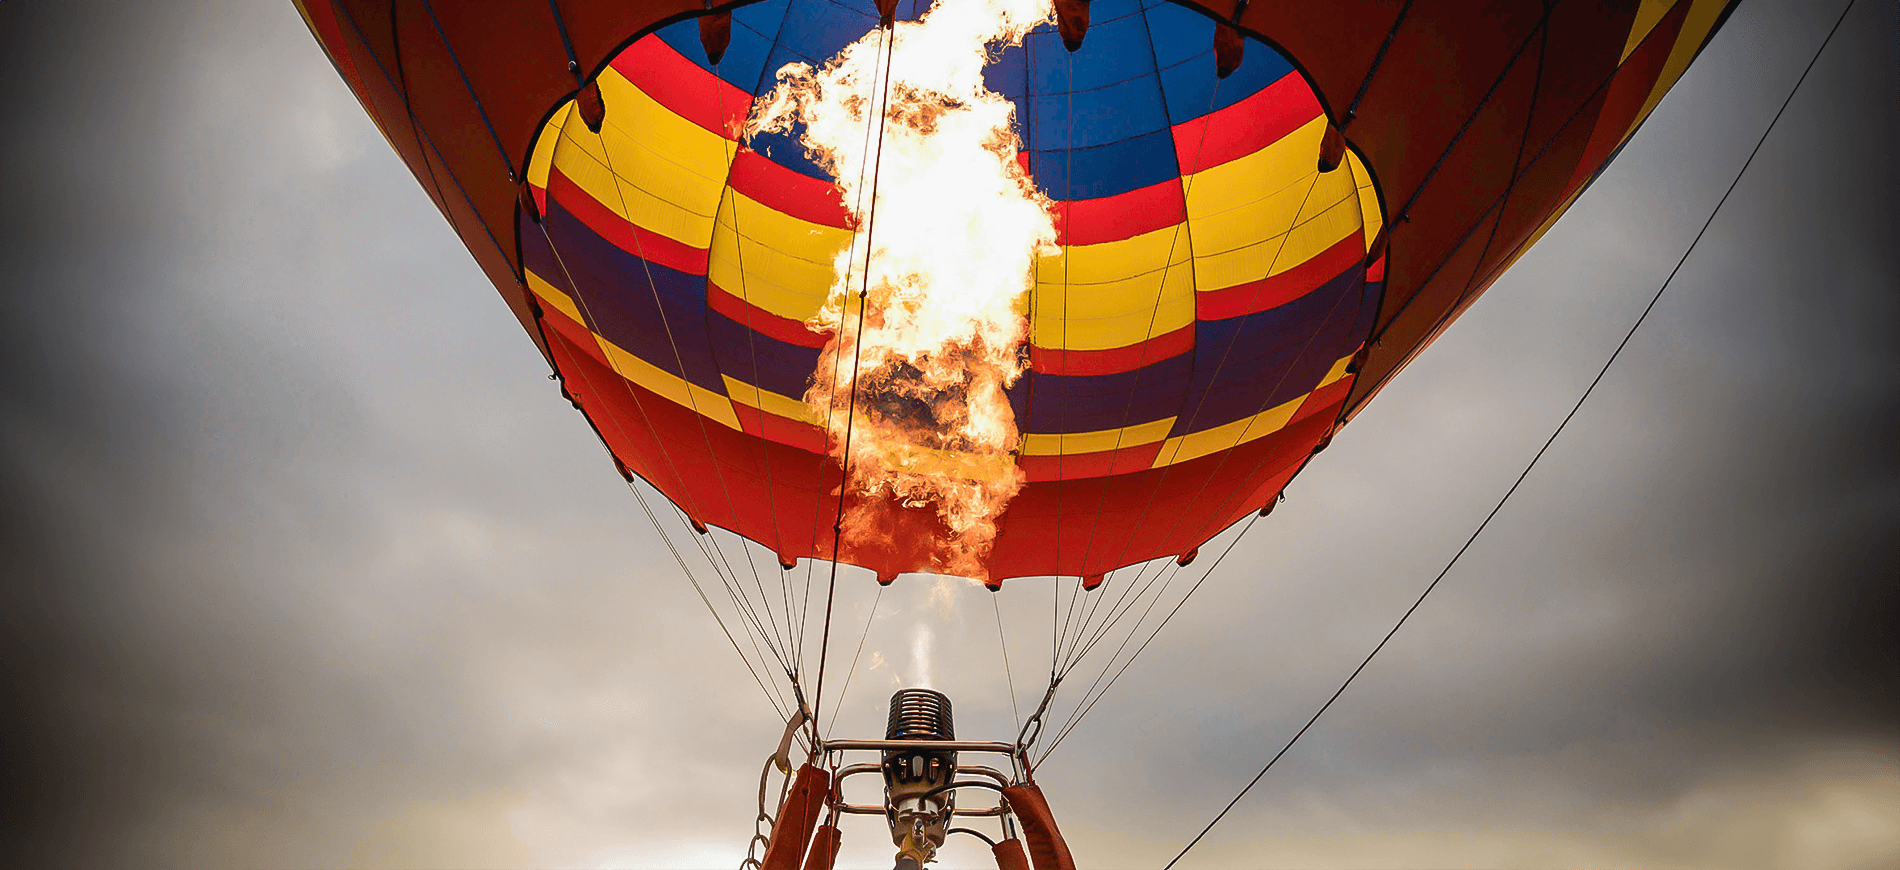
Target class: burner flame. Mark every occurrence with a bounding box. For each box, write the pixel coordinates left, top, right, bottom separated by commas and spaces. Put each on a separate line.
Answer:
748, 0, 1057, 581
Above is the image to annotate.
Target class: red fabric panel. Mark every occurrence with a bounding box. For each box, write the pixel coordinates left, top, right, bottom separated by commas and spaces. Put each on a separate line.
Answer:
1170, 71, 1320, 175
297, 2, 368, 100
1050, 177, 1187, 246
1195, 234, 1365, 320
988, 398, 1333, 579
612, 35, 751, 137
992, 838, 1033, 870
1375, 22, 1548, 334
535, 295, 609, 365
708, 283, 832, 348
553, 0, 715, 78
1001, 782, 1075, 870
1222, 0, 1395, 119
802, 822, 842, 870
401, 0, 572, 183
761, 764, 830, 870
389, 2, 531, 265
1351, 208, 1500, 402
1172, 378, 1353, 550
1027, 324, 1193, 376
731, 401, 830, 455
547, 318, 839, 552
548, 166, 711, 274
1017, 440, 1166, 483
729, 148, 855, 229
1344, 3, 1667, 417
1344, 5, 1692, 420
324, 3, 449, 225
1334, 0, 1553, 231
1564, 1, 1691, 197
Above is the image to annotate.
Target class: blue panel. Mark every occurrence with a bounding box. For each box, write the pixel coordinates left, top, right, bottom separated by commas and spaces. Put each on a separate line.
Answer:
1023, 10, 1159, 94
1011, 352, 1194, 434
543, 200, 729, 394
733, 0, 794, 36
774, 0, 878, 66
1141, 0, 1214, 69
1087, 0, 1151, 26
985, 39, 1031, 148
1026, 127, 1178, 200
707, 310, 825, 399
747, 123, 833, 182
518, 212, 577, 298
1169, 268, 1366, 434
1155, 50, 1295, 122
1142, 2, 1295, 120
1027, 75, 1168, 151
653, 14, 777, 95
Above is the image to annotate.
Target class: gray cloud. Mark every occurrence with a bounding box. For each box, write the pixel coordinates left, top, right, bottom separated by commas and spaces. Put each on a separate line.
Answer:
1, 1, 1895, 868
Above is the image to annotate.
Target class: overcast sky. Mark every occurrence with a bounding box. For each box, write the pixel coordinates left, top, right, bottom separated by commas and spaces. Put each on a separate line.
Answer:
2, 1, 1896, 868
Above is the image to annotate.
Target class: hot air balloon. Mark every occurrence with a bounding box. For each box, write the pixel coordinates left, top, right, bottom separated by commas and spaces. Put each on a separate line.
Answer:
294, 0, 1736, 866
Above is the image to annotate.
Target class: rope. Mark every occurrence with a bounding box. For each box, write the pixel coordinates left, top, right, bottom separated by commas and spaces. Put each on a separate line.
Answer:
811, 24, 897, 737
1343, 0, 1415, 125
825, 585, 885, 734
1163, 4, 1855, 861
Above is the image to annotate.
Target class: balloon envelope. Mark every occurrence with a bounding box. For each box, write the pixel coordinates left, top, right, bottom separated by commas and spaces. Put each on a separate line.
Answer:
295, 0, 1736, 584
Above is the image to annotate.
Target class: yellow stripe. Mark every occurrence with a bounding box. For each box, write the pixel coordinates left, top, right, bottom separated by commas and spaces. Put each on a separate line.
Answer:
1317, 351, 1353, 388
550, 72, 736, 249
1150, 352, 1355, 468
722, 375, 821, 426
1034, 224, 1190, 287
597, 340, 742, 431
1490, 1, 1725, 292
1346, 150, 1382, 253
1181, 117, 1332, 245
1020, 416, 1177, 456
526, 269, 585, 325
1191, 191, 1362, 291
719, 190, 852, 266
1188, 164, 1361, 259
554, 129, 720, 249
594, 67, 735, 181
1030, 263, 1195, 350
1623, 0, 1679, 62
709, 195, 839, 323
1630, 0, 1729, 136
527, 102, 571, 190
1151, 393, 1305, 468
527, 268, 743, 430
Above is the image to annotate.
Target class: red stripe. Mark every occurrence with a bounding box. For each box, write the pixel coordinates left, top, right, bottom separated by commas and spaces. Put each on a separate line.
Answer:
1365, 253, 1386, 283
1171, 72, 1320, 176
1050, 177, 1186, 246
728, 147, 854, 230
1195, 234, 1364, 321
1290, 374, 1353, 426
1029, 322, 1194, 376
536, 295, 607, 363
610, 35, 749, 138
732, 401, 829, 454
1018, 441, 1165, 482
1566, 1, 1687, 196
548, 165, 710, 274
708, 282, 832, 348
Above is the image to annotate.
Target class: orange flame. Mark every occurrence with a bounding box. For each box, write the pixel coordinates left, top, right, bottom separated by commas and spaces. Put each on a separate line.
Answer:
748, 0, 1057, 581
